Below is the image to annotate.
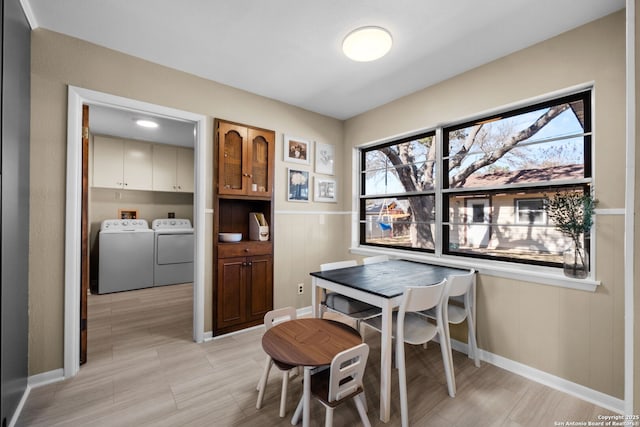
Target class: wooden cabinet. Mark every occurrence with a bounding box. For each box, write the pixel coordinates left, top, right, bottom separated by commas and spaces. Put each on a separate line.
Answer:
216, 252, 273, 331
213, 119, 275, 335
152, 145, 194, 192
216, 120, 274, 197
93, 135, 153, 190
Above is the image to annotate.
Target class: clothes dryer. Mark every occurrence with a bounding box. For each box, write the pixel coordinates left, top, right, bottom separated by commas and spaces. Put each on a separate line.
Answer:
152, 219, 194, 286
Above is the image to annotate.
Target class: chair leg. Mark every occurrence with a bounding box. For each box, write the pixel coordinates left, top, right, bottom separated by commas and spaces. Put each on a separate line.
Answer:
439, 326, 456, 398
256, 357, 273, 409
291, 395, 303, 425
354, 394, 372, 427
324, 406, 334, 427
257, 354, 271, 391
279, 369, 289, 417
397, 341, 409, 427
466, 310, 481, 367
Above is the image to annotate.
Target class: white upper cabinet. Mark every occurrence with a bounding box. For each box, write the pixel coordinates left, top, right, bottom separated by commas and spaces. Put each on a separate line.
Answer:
152, 145, 194, 193
93, 135, 153, 190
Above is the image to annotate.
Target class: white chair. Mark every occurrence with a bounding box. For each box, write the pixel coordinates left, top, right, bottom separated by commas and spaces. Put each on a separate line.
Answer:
362, 280, 454, 427
256, 306, 298, 417
421, 269, 480, 375
291, 343, 371, 427
319, 261, 381, 337
362, 255, 389, 265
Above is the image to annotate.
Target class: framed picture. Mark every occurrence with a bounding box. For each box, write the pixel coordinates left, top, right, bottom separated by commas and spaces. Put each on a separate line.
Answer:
314, 177, 337, 202
315, 142, 335, 175
284, 135, 311, 165
287, 168, 310, 202
118, 209, 138, 220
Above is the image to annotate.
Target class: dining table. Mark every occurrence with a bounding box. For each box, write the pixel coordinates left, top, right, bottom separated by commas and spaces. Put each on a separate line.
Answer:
310, 259, 474, 423
261, 317, 362, 427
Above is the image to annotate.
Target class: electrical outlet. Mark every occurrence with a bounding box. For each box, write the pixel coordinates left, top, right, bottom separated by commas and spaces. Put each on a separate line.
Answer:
297, 283, 304, 295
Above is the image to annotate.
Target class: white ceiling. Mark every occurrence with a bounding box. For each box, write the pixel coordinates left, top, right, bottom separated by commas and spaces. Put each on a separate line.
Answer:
26, 0, 624, 122
89, 104, 196, 147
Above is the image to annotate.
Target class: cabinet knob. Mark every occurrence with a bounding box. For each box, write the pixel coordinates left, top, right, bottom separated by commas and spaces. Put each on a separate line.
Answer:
244, 248, 250, 252
247, 262, 252, 266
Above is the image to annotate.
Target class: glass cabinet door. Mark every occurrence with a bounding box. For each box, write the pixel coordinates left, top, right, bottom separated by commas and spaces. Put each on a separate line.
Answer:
248, 128, 274, 197
218, 122, 247, 195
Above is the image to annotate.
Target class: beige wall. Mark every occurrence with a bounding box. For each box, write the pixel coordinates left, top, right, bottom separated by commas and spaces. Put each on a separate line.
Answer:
29, 29, 346, 375
345, 11, 626, 399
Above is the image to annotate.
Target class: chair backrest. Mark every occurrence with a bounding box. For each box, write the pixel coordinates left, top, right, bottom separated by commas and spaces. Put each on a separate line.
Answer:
328, 343, 370, 403
362, 255, 389, 265
399, 280, 446, 314
320, 260, 357, 271
445, 270, 475, 299
263, 306, 297, 331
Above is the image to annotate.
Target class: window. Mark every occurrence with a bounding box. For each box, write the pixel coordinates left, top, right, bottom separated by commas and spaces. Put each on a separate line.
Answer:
360, 132, 436, 251
516, 199, 546, 225
359, 90, 592, 267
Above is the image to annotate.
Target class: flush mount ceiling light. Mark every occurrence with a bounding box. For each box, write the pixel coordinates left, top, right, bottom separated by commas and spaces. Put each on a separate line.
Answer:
135, 119, 158, 128
342, 26, 392, 62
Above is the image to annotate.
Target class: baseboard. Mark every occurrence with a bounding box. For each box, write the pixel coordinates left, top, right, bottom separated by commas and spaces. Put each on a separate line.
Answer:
7, 384, 30, 427
9, 368, 65, 427
28, 368, 65, 388
475, 345, 624, 414
203, 306, 313, 342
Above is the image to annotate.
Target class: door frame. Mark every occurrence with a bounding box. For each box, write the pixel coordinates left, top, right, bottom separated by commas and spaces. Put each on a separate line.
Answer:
64, 86, 208, 378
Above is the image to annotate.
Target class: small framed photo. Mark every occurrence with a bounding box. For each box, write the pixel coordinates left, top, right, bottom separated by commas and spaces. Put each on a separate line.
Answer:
284, 135, 311, 165
287, 168, 310, 202
314, 177, 337, 203
118, 209, 138, 220
315, 142, 335, 175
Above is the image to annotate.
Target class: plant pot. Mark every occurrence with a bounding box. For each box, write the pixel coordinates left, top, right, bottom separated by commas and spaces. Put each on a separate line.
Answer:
563, 244, 589, 279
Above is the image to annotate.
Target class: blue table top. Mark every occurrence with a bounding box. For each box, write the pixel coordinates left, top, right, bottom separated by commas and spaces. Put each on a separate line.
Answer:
310, 259, 471, 298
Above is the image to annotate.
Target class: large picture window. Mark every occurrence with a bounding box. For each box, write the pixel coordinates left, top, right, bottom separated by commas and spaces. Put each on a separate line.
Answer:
359, 90, 592, 267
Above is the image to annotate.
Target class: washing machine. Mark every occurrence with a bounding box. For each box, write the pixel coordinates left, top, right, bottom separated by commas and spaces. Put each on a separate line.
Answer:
152, 219, 194, 286
98, 219, 155, 294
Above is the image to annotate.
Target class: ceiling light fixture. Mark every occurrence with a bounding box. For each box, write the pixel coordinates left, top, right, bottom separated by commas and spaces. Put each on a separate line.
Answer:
135, 119, 158, 128
342, 26, 392, 62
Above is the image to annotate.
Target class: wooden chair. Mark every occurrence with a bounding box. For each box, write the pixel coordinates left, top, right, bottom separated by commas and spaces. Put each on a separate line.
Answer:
319, 261, 381, 338
256, 306, 298, 417
291, 343, 371, 427
362, 280, 453, 427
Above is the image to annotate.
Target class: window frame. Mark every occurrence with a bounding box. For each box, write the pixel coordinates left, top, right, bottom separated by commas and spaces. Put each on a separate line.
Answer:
515, 198, 547, 225
357, 89, 592, 269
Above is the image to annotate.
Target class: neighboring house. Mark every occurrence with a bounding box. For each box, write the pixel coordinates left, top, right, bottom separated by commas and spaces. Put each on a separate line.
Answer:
368, 164, 584, 261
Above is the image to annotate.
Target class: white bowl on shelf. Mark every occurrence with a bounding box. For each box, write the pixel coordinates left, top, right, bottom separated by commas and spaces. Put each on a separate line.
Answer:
219, 232, 242, 243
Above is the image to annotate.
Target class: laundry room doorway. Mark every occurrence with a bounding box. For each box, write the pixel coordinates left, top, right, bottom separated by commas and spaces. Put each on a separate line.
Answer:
65, 86, 207, 378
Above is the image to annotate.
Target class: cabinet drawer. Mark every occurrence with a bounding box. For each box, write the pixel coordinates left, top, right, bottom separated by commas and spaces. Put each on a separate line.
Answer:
217, 241, 272, 258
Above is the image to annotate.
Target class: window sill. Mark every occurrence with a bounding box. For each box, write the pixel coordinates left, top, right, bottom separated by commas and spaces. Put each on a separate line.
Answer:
350, 246, 600, 292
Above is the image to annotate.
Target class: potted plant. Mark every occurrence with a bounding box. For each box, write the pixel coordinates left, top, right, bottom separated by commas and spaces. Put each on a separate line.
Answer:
544, 190, 596, 278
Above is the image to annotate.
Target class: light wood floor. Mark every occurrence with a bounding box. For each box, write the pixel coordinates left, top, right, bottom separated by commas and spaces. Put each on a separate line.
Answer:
19, 284, 616, 426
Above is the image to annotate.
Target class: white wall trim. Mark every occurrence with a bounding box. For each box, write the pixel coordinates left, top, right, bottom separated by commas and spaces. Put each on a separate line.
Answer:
275, 210, 351, 215
7, 385, 30, 427
65, 86, 208, 378
624, 0, 636, 415
27, 368, 65, 388
19, 0, 38, 29
480, 348, 624, 415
